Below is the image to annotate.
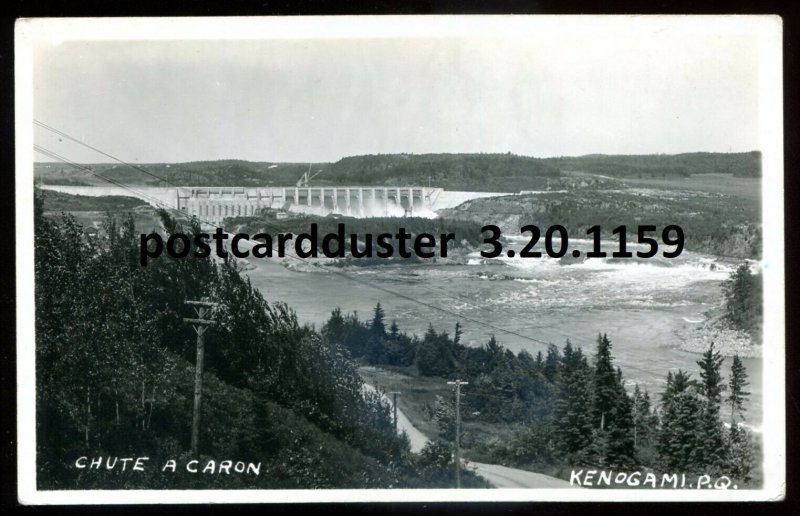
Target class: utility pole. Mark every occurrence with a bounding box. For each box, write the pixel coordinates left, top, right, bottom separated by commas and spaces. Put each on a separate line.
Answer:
388, 391, 401, 435
447, 380, 468, 488
184, 300, 216, 458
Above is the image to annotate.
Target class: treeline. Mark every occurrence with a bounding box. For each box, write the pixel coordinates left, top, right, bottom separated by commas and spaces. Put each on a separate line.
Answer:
36, 153, 561, 191
547, 152, 762, 178
326, 153, 560, 191
35, 160, 318, 187
35, 151, 760, 190
35, 192, 487, 489
327, 305, 758, 484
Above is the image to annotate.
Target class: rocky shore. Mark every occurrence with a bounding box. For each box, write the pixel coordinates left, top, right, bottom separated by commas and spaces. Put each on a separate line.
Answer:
675, 315, 760, 358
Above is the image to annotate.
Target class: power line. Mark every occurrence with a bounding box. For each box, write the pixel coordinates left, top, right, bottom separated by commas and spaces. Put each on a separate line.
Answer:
35, 142, 659, 379
33, 137, 560, 349
34, 145, 178, 210
447, 379, 468, 488
35, 120, 172, 186
32, 127, 663, 379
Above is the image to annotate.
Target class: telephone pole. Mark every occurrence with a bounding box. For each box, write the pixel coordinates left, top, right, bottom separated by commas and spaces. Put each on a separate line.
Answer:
184, 300, 216, 458
447, 380, 468, 488
388, 391, 401, 434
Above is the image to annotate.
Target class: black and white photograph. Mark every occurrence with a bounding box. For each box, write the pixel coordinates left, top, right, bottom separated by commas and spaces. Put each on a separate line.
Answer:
15, 15, 785, 503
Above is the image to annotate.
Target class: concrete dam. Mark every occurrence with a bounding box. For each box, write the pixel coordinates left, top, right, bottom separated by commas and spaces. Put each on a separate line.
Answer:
177, 186, 443, 222
40, 185, 510, 223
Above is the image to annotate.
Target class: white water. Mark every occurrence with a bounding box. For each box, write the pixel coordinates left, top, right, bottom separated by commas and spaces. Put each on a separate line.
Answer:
242, 241, 763, 428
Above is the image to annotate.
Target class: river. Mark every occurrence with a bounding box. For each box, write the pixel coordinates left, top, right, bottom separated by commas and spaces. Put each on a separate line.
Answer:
240, 236, 763, 429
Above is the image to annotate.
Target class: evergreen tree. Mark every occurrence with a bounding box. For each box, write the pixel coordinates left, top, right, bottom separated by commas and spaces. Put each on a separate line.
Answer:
631, 384, 658, 452
543, 344, 561, 383
389, 320, 399, 339
656, 370, 703, 472
484, 336, 504, 371
727, 425, 755, 483
722, 263, 762, 335
416, 324, 456, 377
534, 350, 544, 371
727, 354, 750, 426
698, 342, 725, 403
553, 341, 594, 464
696, 343, 727, 472
453, 321, 463, 346
593, 333, 616, 431
370, 302, 386, 335
604, 372, 636, 469
726, 355, 754, 482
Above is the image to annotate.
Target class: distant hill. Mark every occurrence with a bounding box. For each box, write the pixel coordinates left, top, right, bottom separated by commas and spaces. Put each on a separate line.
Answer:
34, 151, 761, 191
322, 153, 559, 191
544, 151, 761, 178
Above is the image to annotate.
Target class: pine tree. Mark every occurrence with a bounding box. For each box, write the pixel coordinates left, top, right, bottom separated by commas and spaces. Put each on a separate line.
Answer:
727, 424, 754, 483
698, 342, 725, 403
631, 385, 659, 465
726, 354, 754, 482
723, 263, 762, 335
696, 343, 727, 472
543, 344, 560, 383
389, 320, 399, 339
553, 341, 594, 464
632, 384, 650, 448
604, 368, 636, 469
453, 321, 463, 346
727, 354, 750, 426
370, 302, 386, 335
593, 333, 616, 431
534, 351, 544, 371
656, 370, 703, 472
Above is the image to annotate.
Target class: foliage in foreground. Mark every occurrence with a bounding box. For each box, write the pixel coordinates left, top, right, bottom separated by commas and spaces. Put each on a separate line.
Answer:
35, 193, 486, 489
328, 305, 759, 486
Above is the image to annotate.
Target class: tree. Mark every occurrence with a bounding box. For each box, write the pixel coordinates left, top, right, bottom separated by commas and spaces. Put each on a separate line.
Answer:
657, 370, 703, 472
631, 384, 658, 452
696, 343, 727, 472
604, 372, 636, 469
416, 325, 456, 377
453, 321, 463, 346
553, 341, 594, 464
593, 333, 616, 431
543, 344, 560, 383
698, 342, 725, 403
432, 394, 456, 442
726, 355, 754, 482
722, 263, 762, 335
370, 302, 386, 335
727, 354, 750, 426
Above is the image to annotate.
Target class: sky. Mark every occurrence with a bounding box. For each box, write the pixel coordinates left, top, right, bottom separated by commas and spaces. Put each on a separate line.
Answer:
31, 20, 765, 163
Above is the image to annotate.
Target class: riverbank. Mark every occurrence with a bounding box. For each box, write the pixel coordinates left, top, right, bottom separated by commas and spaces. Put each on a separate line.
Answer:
675, 315, 761, 358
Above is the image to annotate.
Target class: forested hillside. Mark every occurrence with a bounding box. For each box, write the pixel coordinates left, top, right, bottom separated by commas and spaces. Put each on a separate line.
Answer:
547, 152, 761, 178
34, 192, 487, 489
325, 153, 560, 191
35, 151, 759, 190
329, 304, 759, 486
